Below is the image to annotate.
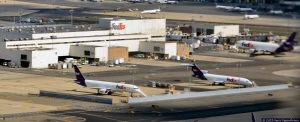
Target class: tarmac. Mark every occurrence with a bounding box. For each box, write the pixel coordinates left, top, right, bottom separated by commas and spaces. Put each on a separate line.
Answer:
0, 0, 74, 17
0, 0, 299, 121
272, 69, 300, 78
0, 50, 299, 121
94, 11, 300, 28
1, 0, 299, 28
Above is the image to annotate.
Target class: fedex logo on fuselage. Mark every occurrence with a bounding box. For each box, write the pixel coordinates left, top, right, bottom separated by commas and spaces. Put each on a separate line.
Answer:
241, 42, 253, 48
227, 78, 238, 83
116, 84, 127, 90
111, 23, 126, 30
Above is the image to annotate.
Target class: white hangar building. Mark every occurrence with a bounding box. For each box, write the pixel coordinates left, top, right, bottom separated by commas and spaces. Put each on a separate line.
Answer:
0, 18, 187, 68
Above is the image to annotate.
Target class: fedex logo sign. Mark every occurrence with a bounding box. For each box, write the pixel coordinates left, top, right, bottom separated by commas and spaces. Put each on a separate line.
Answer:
116, 84, 127, 90
227, 78, 238, 83
241, 42, 253, 48
111, 23, 126, 30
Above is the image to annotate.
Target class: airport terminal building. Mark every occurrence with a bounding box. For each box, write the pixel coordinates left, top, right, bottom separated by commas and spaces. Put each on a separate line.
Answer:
0, 18, 189, 68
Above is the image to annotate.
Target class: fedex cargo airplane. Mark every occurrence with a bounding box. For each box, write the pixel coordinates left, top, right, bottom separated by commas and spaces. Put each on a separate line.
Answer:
234, 7, 255, 12
190, 63, 254, 87
216, 5, 255, 12
73, 65, 146, 97
237, 32, 297, 57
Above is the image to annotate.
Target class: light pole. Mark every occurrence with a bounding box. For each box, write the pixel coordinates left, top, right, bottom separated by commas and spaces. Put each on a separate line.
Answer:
187, 66, 191, 83
126, 65, 136, 84
69, 9, 74, 25
129, 68, 136, 85
236, 61, 241, 88
19, 9, 23, 25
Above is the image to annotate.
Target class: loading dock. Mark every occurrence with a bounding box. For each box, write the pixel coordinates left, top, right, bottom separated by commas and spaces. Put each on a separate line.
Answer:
20, 61, 30, 68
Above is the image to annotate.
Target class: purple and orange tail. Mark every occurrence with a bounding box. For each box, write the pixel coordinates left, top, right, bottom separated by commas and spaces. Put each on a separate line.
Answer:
190, 63, 207, 80
73, 65, 86, 86
275, 32, 297, 54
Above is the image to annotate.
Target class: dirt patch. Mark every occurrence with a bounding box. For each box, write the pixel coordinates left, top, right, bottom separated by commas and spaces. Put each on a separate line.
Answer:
272, 69, 300, 78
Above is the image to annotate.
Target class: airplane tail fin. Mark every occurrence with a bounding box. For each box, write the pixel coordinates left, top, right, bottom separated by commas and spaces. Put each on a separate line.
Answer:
73, 65, 86, 86
190, 63, 207, 80
275, 32, 297, 54
251, 113, 256, 122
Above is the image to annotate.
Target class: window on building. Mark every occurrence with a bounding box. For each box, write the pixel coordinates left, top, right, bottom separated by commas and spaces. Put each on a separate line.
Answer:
84, 50, 90, 56
21, 54, 27, 60
154, 46, 160, 51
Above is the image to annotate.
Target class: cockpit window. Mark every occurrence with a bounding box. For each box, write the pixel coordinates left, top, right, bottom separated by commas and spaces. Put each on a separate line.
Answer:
134, 87, 139, 89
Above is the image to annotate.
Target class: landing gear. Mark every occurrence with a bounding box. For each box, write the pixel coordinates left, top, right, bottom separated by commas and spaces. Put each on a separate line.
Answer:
107, 91, 113, 95
212, 82, 226, 86
273, 53, 279, 57
219, 83, 225, 86
249, 49, 256, 57
97, 89, 100, 95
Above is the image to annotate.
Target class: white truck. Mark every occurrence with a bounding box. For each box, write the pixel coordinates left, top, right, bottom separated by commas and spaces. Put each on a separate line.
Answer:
244, 14, 259, 19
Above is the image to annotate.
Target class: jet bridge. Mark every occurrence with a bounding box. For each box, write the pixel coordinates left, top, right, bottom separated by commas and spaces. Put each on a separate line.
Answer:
128, 84, 289, 104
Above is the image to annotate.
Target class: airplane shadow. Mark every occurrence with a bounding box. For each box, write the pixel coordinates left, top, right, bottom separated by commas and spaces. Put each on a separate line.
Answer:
65, 89, 130, 97
250, 52, 288, 57
65, 89, 99, 95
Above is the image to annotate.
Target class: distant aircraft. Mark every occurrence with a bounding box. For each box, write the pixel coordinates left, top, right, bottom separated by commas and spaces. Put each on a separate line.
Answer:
73, 65, 147, 96
236, 32, 297, 57
269, 10, 284, 14
244, 14, 259, 19
234, 7, 255, 12
141, 9, 160, 14
190, 63, 254, 87
215, 5, 234, 11
216, 5, 255, 12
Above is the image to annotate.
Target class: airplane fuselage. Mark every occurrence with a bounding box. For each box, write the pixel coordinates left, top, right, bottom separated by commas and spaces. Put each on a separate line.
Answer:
83, 80, 139, 93
237, 40, 280, 53
203, 73, 252, 87
141, 9, 160, 14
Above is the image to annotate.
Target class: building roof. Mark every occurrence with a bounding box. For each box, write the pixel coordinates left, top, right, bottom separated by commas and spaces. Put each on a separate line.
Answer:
71, 44, 105, 48
0, 24, 103, 41
10, 47, 54, 51
142, 41, 176, 44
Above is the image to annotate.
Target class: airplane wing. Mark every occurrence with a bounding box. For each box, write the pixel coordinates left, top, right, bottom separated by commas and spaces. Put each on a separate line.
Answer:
89, 87, 108, 91
205, 76, 225, 83
213, 81, 224, 83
